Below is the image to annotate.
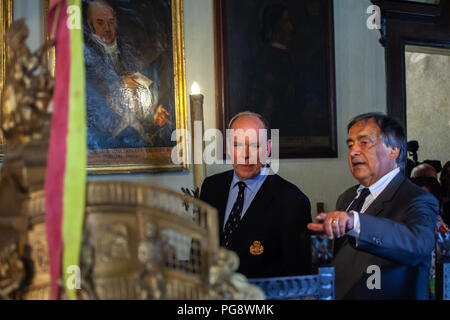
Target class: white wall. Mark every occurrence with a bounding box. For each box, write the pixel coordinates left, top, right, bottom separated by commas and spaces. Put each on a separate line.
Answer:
11, 0, 386, 215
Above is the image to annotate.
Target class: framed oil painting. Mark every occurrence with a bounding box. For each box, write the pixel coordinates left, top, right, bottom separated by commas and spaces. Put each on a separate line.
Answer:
81, 0, 188, 173
215, 0, 337, 158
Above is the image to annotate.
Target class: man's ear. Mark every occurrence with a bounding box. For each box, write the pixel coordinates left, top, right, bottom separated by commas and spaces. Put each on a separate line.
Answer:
267, 139, 272, 157
389, 147, 400, 161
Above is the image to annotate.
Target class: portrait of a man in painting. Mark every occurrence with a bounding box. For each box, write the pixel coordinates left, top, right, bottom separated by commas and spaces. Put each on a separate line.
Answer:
82, 0, 175, 151
217, 0, 336, 157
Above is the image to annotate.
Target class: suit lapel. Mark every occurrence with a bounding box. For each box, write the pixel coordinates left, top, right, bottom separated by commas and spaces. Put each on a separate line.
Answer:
218, 171, 234, 234
364, 172, 405, 217
335, 174, 405, 253
337, 186, 359, 211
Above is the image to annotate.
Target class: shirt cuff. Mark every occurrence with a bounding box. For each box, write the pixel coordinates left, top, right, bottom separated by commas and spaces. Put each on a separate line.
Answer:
346, 210, 360, 241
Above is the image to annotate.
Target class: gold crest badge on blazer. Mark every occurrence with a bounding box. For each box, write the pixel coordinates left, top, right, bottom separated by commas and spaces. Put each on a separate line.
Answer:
250, 241, 264, 255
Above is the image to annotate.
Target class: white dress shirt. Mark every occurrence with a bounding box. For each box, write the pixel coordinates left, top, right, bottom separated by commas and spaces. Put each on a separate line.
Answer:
346, 167, 400, 239
223, 166, 270, 229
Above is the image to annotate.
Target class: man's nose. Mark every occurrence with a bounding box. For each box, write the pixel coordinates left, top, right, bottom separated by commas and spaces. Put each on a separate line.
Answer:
105, 22, 112, 32
349, 145, 361, 158
244, 144, 250, 159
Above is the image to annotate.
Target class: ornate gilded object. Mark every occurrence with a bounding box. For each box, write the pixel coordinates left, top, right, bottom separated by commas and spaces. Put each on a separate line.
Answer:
79, 181, 212, 299
1, 19, 53, 145
209, 248, 265, 300
0, 243, 26, 299
78, 181, 263, 300
0, 18, 54, 300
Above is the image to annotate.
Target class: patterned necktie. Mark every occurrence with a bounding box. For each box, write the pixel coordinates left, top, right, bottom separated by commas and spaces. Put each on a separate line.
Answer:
347, 188, 371, 213
223, 181, 246, 248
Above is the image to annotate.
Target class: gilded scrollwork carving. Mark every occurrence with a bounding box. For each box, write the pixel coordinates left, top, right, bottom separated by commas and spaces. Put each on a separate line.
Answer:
208, 248, 264, 300
0, 244, 26, 299
0, 21, 54, 301
79, 227, 97, 300
28, 224, 49, 275
1, 18, 53, 145
98, 223, 131, 264
137, 222, 165, 300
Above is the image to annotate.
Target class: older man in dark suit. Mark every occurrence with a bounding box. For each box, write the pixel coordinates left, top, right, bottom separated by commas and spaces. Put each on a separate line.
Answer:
200, 112, 312, 278
309, 112, 438, 299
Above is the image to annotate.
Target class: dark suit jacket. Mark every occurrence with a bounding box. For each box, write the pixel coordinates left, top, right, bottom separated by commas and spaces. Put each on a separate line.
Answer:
333, 172, 438, 300
200, 170, 312, 278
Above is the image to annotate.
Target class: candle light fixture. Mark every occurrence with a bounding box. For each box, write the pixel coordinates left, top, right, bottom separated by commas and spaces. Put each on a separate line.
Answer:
189, 82, 206, 191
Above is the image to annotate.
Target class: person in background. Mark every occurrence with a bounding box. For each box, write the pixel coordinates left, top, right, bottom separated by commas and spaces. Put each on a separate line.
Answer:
411, 163, 438, 179
411, 176, 442, 202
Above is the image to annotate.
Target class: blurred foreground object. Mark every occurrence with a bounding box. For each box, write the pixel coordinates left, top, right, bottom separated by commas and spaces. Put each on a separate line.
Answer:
0, 19, 53, 299
435, 217, 450, 300
78, 181, 263, 299
311, 235, 333, 268
249, 267, 334, 300
1, 19, 53, 145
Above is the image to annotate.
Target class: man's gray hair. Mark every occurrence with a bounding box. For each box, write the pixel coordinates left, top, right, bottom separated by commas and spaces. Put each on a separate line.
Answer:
87, 0, 116, 24
228, 111, 271, 139
347, 112, 406, 170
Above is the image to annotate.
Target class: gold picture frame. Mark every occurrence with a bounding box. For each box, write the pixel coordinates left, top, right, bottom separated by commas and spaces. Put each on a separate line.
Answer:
0, 0, 13, 159
2, 0, 188, 173
43, 0, 55, 77
82, 0, 189, 174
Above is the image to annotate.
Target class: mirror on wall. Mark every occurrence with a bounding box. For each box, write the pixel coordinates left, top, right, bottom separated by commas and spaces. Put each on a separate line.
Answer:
405, 45, 450, 171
